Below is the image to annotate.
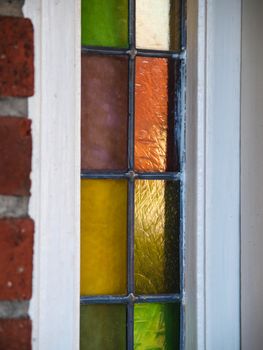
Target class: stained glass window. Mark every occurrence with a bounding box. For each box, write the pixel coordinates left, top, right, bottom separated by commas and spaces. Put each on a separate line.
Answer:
81, 0, 186, 349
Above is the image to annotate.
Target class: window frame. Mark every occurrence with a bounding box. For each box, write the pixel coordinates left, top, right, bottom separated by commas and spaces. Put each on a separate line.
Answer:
24, 0, 241, 349
186, 0, 241, 348
24, 0, 81, 349
80, 1, 186, 348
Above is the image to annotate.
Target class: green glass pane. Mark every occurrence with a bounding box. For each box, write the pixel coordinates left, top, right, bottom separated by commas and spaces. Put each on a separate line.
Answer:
80, 304, 126, 350
134, 303, 180, 350
135, 180, 180, 294
81, 0, 128, 48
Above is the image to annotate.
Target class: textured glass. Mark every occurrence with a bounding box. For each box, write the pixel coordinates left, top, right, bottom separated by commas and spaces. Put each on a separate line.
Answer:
135, 180, 180, 294
81, 180, 127, 295
134, 303, 180, 350
81, 0, 128, 48
81, 54, 128, 171
136, 0, 181, 50
135, 57, 179, 172
80, 304, 126, 350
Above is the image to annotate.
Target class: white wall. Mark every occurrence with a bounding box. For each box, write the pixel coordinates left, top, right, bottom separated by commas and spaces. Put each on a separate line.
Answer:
241, 1, 263, 349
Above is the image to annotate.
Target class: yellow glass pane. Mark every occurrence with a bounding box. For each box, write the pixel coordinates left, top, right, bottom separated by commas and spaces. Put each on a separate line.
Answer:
81, 179, 127, 295
135, 180, 180, 294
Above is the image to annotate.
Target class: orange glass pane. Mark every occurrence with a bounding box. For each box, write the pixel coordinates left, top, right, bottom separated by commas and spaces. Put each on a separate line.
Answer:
135, 57, 178, 172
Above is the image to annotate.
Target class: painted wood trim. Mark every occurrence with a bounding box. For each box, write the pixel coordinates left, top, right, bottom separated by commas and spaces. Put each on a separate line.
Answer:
23, 1, 81, 349
205, 0, 241, 349
186, 0, 241, 349
241, 1, 263, 348
185, 0, 206, 348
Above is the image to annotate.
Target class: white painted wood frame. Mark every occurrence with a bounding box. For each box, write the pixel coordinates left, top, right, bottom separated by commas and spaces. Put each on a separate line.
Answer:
186, 0, 241, 349
23, 1, 80, 349
241, 0, 263, 348
23, 0, 242, 348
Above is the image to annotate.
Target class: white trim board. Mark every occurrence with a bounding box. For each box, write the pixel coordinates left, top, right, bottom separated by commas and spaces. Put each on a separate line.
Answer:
23, 1, 80, 349
186, 0, 241, 349
241, 0, 263, 348
185, 0, 206, 348
204, 0, 241, 348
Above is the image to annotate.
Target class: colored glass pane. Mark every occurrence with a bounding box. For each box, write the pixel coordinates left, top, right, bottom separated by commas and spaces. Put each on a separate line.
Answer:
134, 303, 180, 350
80, 304, 126, 350
81, 0, 128, 48
81, 54, 128, 171
136, 0, 181, 50
135, 57, 179, 172
135, 180, 180, 294
81, 180, 127, 295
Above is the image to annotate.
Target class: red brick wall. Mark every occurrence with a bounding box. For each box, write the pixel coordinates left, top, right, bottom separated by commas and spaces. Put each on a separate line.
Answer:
0, 3, 34, 349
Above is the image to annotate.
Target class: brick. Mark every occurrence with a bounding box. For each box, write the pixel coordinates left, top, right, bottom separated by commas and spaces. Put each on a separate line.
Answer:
0, 319, 31, 350
0, 219, 33, 300
0, 17, 34, 97
0, 117, 32, 196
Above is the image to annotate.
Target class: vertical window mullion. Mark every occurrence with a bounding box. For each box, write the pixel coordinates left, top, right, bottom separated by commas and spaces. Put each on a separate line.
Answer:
179, 0, 187, 344
127, 1, 136, 349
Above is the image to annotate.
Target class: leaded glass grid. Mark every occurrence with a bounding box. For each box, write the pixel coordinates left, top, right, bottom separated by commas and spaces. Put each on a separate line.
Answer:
80, 0, 186, 348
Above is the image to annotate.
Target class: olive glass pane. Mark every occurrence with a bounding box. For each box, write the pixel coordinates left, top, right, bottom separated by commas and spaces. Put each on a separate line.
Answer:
82, 0, 128, 48
80, 304, 126, 350
134, 303, 180, 350
81, 54, 128, 171
81, 180, 127, 295
135, 180, 180, 294
136, 0, 181, 51
135, 57, 179, 172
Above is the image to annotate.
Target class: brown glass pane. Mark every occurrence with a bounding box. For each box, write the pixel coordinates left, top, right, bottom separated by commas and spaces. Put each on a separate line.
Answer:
81, 54, 128, 171
80, 304, 126, 350
135, 57, 179, 172
135, 180, 180, 294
